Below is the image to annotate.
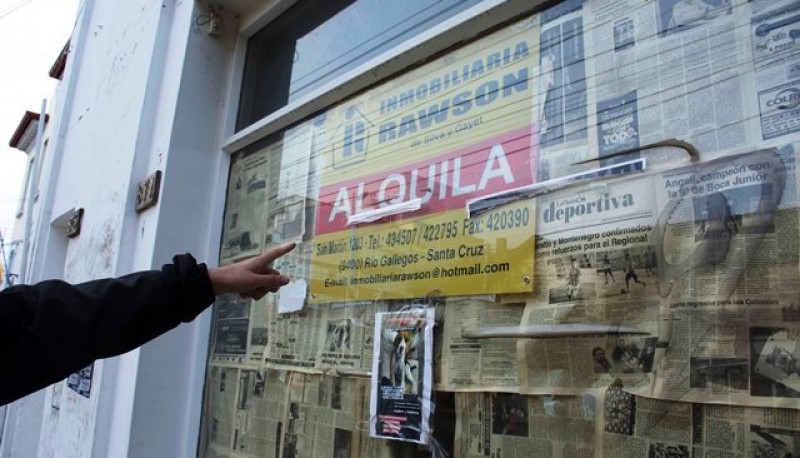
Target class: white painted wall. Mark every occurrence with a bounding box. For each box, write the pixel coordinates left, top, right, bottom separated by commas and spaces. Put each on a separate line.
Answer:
2, 0, 240, 456
0, 391, 44, 458
2, 41, 69, 458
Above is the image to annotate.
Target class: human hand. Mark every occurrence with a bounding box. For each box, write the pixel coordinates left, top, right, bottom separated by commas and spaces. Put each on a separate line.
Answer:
208, 242, 296, 299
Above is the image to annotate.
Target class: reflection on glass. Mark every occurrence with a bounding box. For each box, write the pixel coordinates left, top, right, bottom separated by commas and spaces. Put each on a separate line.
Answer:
238, 0, 484, 128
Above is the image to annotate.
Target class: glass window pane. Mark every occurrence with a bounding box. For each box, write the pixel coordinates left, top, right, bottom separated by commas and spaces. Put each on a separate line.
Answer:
237, 0, 485, 130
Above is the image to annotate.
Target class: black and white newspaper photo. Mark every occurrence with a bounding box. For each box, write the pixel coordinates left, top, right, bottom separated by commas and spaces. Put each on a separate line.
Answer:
370, 308, 434, 444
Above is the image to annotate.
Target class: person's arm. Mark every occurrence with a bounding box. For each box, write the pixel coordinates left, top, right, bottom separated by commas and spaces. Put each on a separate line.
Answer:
0, 242, 295, 405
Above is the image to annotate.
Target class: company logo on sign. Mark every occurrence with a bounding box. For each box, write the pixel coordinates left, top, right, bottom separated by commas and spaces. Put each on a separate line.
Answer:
767, 88, 800, 110
331, 106, 371, 169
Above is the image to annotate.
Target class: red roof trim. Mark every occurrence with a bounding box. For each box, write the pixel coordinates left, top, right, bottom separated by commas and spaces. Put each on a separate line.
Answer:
8, 111, 49, 149
49, 40, 70, 80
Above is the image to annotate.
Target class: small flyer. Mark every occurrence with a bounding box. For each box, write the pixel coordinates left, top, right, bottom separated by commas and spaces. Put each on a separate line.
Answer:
369, 308, 434, 444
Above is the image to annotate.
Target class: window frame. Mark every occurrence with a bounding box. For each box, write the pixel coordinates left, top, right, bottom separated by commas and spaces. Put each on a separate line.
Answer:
199, 0, 553, 453
220, 0, 551, 155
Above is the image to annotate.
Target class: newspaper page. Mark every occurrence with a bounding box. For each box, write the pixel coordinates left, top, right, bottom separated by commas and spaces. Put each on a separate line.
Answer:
654, 301, 800, 409
204, 367, 240, 455
538, 0, 589, 151
518, 143, 799, 405
353, 377, 394, 458
750, 0, 800, 143
246, 244, 314, 366
267, 125, 314, 312
536, 0, 592, 180
454, 392, 597, 458
316, 301, 388, 375
272, 241, 312, 314
214, 135, 315, 364
202, 367, 290, 458
650, 146, 800, 408
263, 300, 326, 372
278, 373, 364, 458
220, 149, 271, 264
214, 244, 317, 369
266, 125, 312, 247
370, 308, 435, 444
212, 294, 253, 365
601, 382, 695, 458
247, 293, 277, 366
587, 0, 753, 160
601, 384, 800, 458
517, 171, 662, 395
438, 296, 526, 392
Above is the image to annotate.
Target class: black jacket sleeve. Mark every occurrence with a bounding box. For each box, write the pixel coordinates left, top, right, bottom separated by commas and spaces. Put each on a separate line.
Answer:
0, 253, 215, 405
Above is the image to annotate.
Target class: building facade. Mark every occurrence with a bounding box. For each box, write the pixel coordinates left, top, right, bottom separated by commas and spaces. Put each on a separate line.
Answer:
3, 0, 800, 457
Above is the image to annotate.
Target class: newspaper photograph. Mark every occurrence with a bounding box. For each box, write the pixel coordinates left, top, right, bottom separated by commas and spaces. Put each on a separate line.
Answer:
454, 392, 597, 458
751, 325, 800, 400
370, 308, 434, 444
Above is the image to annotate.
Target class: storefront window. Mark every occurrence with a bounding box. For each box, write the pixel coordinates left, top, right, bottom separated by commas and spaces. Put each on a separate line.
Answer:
204, 0, 800, 456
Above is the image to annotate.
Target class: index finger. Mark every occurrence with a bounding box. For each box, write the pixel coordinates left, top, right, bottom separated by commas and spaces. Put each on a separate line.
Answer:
257, 242, 296, 264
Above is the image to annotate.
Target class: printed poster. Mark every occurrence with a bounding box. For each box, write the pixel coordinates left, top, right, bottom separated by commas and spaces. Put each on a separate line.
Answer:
370, 308, 434, 445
